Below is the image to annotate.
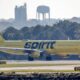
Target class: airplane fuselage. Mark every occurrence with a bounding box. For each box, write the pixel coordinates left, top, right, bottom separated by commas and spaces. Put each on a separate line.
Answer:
0, 40, 80, 56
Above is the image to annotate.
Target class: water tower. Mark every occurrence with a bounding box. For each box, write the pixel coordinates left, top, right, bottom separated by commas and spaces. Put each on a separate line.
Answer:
36, 5, 50, 20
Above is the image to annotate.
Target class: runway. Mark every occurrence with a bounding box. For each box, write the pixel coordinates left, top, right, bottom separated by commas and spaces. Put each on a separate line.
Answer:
0, 65, 79, 71
6, 60, 80, 64
0, 60, 80, 72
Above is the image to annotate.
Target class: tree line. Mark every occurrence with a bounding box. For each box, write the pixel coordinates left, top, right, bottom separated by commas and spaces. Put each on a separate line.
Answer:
2, 20, 80, 40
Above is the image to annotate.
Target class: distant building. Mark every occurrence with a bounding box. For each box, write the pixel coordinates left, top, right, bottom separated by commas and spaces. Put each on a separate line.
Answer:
15, 3, 27, 24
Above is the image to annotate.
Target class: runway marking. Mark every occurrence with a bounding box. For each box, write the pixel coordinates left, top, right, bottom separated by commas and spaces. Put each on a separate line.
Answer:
0, 65, 79, 71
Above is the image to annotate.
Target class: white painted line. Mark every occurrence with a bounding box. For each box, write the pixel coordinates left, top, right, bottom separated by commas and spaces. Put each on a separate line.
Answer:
0, 65, 79, 71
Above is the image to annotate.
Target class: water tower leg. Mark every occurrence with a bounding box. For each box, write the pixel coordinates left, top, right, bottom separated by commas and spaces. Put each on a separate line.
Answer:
49, 12, 50, 20
36, 12, 37, 20
44, 13, 46, 20
43, 13, 45, 20
38, 13, 40, 20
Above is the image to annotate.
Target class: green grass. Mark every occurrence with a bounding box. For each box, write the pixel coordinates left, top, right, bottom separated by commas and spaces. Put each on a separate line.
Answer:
0, 69, 79, 73
0, 63, 80, 67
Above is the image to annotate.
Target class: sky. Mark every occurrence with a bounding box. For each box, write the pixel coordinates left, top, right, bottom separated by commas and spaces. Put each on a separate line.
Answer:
0, 0, 80, 19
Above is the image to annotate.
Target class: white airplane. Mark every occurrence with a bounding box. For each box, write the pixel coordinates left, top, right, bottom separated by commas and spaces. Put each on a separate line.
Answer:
0, 35, 80, 56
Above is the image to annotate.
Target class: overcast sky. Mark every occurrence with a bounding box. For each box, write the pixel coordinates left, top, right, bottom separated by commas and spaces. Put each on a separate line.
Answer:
0, 0, 80, 19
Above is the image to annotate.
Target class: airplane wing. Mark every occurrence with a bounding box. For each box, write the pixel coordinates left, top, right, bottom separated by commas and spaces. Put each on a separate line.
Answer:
0, 47, 43, 53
